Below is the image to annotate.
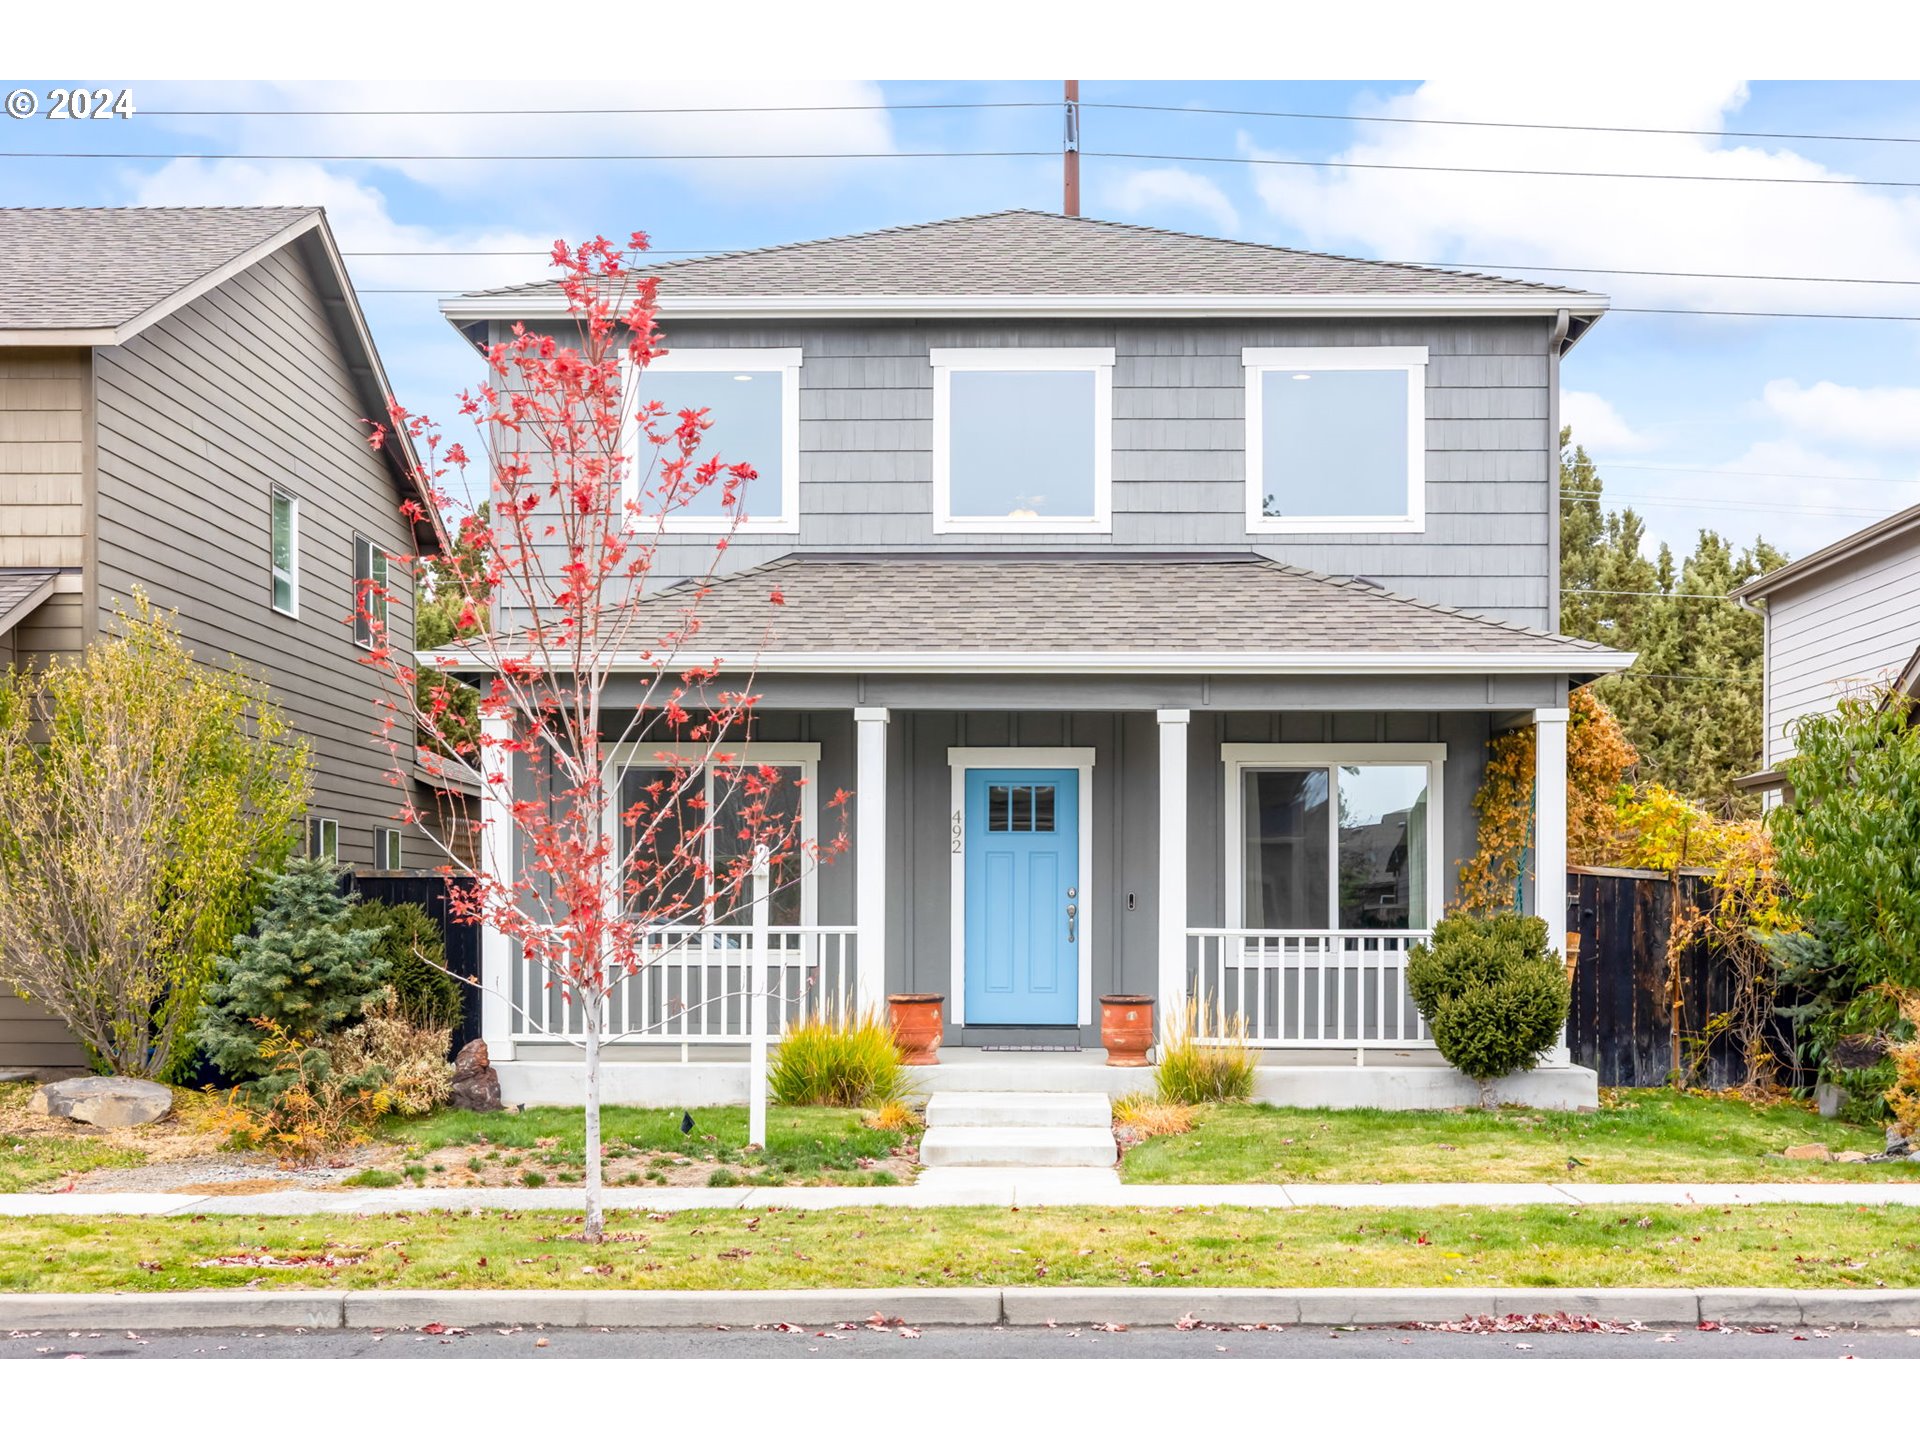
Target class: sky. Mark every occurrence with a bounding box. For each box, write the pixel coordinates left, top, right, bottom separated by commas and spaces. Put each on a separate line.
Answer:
6, 76, 1920, 564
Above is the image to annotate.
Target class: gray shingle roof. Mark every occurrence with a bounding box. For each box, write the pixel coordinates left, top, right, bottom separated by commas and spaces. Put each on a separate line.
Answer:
0, 568, 58, 637
0, 207, 318, 330
618, 554, 1620, 662
461, 210, 1602, 303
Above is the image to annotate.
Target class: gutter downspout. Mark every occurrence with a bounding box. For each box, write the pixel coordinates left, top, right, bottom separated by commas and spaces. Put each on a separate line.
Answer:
1548, 308, 1570, 636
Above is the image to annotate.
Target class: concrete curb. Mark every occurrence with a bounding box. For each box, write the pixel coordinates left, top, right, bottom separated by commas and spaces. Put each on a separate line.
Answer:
4, 1287, 1918, 1332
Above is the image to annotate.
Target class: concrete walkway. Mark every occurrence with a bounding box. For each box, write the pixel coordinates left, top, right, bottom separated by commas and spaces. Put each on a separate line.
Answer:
3, 1175, 1917, 1216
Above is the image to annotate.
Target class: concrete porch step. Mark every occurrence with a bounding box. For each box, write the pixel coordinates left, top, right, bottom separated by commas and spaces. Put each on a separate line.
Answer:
918, 1124, 1120, 1169
924, 1092, 1113, 1129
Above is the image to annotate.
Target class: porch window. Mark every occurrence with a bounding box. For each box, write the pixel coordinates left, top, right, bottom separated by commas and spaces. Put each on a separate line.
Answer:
1224, 745, 1442, 931
1242, 346, 1427, 535
612, 743, 818, 928
930, 347, 1113, 533
627, 349, 802, 533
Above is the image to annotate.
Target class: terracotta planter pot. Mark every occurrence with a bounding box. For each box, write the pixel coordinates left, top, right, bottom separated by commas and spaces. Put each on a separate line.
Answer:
1100, 995, 1155, 1067
887, 994, 945, 1066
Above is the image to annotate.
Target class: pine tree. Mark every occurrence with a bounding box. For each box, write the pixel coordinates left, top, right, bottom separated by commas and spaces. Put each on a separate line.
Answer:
197, 857, 389, 1082
1557, 432, 1786, 814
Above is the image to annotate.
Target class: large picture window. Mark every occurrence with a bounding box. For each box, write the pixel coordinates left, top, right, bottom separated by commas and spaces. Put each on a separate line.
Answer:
1224, 745, 1442, 932
628, 349, 801, 533
1242, 346, 1427, 535
931, 347, 1113, 533
610, 743, 819, 928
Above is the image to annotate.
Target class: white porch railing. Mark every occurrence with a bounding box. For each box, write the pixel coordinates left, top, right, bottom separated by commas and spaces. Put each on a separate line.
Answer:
510, 925, 861, 1045
1185, 928, 1434, 1059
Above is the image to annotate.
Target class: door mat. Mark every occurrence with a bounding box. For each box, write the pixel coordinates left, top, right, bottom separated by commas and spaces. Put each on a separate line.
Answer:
977, 1045, 1083, 1053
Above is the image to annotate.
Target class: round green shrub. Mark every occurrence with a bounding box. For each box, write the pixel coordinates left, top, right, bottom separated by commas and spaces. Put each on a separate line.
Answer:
354, 898, 463, 1032
1407, 913, 1569, 1103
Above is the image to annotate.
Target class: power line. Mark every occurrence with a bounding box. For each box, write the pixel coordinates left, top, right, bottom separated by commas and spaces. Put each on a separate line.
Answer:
1590, 461, 1917, 484
1563, 489, 1898, 518
1562, 588, 1739, 600
15, 144, 1920, 193
133, 94, 1920, 148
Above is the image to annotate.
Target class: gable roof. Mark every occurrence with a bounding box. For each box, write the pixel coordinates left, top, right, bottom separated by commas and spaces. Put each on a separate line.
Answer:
1732, 500, 1920, 604
447, 554, 1631, 677
0, 206, 429, 535
442, 210, 1608, 330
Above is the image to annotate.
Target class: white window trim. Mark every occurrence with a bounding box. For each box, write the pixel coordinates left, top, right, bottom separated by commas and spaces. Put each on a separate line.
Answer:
374, 825, 402, 870
945, 746, 1097, 1028
1242, 345, 1428, 536
271, 487, 300, 618
625, 348, 803, 535
603, 740, 821, 928
353, 535, 390, 650
930, 347, 1114, 535
307, 815, 337, 861
1221, 742, 1446, 933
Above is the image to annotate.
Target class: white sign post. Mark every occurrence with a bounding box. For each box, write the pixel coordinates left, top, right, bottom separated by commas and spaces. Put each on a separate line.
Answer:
748, 843, 771, 1150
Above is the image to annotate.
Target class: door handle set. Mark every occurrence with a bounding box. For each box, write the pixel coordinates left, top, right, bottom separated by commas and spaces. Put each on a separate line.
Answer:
1066, 901, 1077, 943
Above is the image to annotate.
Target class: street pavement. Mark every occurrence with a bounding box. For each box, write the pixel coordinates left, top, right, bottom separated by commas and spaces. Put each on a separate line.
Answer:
4, 1322, 1918, 1359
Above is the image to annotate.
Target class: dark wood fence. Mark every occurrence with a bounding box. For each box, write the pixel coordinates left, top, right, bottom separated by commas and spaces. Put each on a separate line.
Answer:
347, 872, 482, 1057
1565, 866, 1800, 1089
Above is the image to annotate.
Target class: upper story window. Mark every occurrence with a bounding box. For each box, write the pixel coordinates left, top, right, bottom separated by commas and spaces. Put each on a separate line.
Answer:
930, 347, 1113, 534
353, 535, 390, 649
630, 348, 802, 534
1242, 346, 1427, 535
270, 487, 299, 617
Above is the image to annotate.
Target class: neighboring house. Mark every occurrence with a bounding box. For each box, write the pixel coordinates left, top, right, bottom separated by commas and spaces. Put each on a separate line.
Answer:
439, 210, 1632, 1110
0, 206, 449, 1070
1732, 502, 1920, 800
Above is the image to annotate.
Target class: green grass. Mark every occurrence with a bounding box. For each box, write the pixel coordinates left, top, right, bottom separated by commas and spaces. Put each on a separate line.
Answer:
1120, 1089, 1915, 1184
0, 1133, 143, 1194
1, 1203, 1916, 1292
380, 1104, 905, 1186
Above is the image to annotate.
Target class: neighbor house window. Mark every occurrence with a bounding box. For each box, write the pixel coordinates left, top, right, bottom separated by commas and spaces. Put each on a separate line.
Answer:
373, 826, 403, 870
1242, 347, 1427, 534
353, 536, 390, 648
306, 816, 338, 861
610, 743, 819, 928
1223, 745, 1442, 931
930, 347, 1113, 533
271, 488, 299, 616
629, 348, 802, 533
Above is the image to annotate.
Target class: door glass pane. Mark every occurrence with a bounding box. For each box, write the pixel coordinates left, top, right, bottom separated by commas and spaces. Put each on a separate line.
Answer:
1259, 368, 1409, 519
1241, 769, 1329, 929
988, 784, 1011, 832
711, 763, 803, 927
1009, 784, 1033, 832
948, 369, 1096, 518
1336, 765, 1430, 929
1031, 784, 1056, 833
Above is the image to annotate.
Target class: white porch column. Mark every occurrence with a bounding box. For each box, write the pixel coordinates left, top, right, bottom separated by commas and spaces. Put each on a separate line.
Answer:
478, 710, 515, 1062
854, 707, 890, 1018
1156, 709, 1191, 1037
1533, 705, 1571, 1067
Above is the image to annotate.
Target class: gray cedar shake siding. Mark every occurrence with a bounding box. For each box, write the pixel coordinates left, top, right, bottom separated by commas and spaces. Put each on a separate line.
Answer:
90, 242, 417, 868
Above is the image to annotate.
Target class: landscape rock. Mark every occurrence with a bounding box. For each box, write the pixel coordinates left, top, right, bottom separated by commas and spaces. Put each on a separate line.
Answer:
1833, 1151, 1870, 1163
1889, 1128, 1914, 1157
27, 1076, 173, 1130
1782, 1142, 1832, 1162
450, 1039, 502, 1113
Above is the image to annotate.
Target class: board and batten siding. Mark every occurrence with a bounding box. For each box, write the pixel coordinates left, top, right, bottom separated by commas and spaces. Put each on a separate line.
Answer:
514, 316, 1558, 629
1761, 527, 1920, 767
91, 244, 417, 868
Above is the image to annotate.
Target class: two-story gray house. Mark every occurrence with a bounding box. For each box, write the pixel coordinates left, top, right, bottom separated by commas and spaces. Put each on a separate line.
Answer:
441, 210, 1631, 1117
0, 207, 446, 1070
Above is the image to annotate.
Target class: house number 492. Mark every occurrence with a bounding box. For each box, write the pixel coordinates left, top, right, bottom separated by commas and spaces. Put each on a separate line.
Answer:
950, 809, 963, 853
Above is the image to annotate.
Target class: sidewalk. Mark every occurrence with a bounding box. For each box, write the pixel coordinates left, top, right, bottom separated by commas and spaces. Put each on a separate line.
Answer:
4, 1173, 1917, 1216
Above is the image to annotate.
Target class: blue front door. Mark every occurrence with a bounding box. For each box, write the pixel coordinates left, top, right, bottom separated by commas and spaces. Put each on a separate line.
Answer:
964, 767, 1079, 1025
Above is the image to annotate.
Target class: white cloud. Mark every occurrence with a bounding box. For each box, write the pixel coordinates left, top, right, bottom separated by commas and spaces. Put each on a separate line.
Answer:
1241, 78, 1920, 317
1762, 378, 1920, 452
1562, 390, 1651, 452
126, 158, 554, 293
1103, 166, 1240, 234
148, 79, 900, 198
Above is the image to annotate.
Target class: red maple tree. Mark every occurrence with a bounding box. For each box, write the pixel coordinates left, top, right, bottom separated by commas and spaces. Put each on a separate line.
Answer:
361, 233, 847, 1239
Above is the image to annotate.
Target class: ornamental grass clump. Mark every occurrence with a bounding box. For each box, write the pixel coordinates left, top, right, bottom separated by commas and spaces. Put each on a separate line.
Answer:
1407, 913, 1570, 1110
1156, 998, 1256, 1105
767, 1012, 908, 1108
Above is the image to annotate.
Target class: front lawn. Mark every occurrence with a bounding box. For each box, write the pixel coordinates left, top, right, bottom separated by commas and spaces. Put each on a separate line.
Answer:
373, 1105, 913, 1188
2, 1203, 1916, 1292
1120, 1090, 1913, 1185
